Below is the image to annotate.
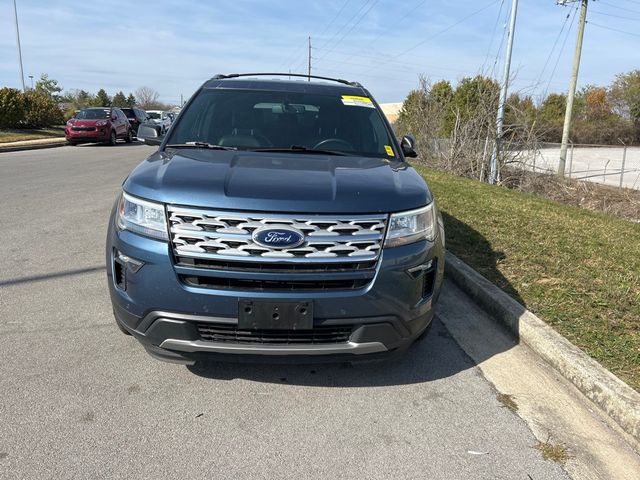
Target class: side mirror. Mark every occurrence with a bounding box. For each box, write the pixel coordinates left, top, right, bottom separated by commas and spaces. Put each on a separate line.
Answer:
400, 135, 418, 158
137, 122, 164, 146
112, 115, 118, 121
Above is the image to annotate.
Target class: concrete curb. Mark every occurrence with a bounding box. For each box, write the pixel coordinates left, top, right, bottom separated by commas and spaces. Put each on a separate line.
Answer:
0, 138, 66, 153
445, 251, 640, 444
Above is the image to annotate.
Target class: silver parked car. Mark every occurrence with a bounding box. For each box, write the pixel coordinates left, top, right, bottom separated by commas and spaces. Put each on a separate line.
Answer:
146, 110, 172, 134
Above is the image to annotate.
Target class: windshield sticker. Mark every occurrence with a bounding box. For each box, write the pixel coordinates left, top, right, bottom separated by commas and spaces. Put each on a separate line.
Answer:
341, 95, 375, 108
384, 145, 394, 156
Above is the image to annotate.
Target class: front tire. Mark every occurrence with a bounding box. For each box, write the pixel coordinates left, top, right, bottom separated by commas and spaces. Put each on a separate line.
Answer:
125, 128, 133, 143
108, 130, 117, 146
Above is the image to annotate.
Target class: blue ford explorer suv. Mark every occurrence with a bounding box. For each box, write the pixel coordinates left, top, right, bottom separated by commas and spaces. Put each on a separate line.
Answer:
106, 73, 445, 365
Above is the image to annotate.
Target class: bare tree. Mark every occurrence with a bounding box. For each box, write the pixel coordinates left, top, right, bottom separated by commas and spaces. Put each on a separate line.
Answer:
396, 74, 543, 185
134, 86, 161, 109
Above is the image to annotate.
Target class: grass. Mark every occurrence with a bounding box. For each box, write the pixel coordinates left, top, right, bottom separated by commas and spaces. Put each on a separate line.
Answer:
534, 440, 570, 465
418, 167, 640, 391
0, 127, 64, 143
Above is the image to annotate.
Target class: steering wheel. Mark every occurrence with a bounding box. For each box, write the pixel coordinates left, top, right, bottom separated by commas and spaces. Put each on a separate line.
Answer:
313, 138, 355, 151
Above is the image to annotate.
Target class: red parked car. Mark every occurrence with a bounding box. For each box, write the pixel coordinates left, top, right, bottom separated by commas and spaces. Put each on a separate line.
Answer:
65, 107, 133, 146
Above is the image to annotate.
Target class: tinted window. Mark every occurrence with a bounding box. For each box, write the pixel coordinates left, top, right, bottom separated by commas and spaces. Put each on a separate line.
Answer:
120, 108, 135, 117
148, 112, 161, 119
168, 88, 395, 158
76, 108, 109, 120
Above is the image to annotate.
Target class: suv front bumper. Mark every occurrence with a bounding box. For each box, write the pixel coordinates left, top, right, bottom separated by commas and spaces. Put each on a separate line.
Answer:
107, 218, 445, 365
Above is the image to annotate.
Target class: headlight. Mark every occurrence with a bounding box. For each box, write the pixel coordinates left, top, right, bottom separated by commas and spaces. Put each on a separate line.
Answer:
66, 120, 74, 126
116, 192, 168, 240
384, 203, 436, 247
96, 120, 108, 126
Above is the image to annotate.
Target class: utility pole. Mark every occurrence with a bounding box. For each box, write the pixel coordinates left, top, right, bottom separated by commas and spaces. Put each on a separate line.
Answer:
308, 36, 312, 81
489, 0, 519, 184
558, 0, 589, 177
12, 0, 26, 92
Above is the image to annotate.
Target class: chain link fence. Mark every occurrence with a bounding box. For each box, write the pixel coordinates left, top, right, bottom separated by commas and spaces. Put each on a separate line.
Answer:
518, 142, 640, 190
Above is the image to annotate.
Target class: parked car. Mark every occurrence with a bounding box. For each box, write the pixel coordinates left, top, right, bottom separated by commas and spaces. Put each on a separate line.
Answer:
120, 107, 148, 135
107, 73, 445, 365
146, 110, 172, 134
65, 107, 133, 146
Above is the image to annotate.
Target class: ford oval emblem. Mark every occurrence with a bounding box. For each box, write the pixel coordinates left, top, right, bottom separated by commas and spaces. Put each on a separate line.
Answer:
252, 226, 305, 250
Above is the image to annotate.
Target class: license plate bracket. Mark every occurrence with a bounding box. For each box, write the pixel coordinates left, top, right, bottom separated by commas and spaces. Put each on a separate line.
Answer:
238, 300, 313, 330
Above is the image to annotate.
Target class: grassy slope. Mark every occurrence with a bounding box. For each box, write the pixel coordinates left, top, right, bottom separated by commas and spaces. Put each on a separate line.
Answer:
0, 127, 64, 143
418, 167, 640, 391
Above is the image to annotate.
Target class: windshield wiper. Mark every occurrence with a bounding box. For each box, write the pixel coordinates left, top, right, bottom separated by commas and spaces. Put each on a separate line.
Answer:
166, 141, 237, 150
251, 145, 352, 156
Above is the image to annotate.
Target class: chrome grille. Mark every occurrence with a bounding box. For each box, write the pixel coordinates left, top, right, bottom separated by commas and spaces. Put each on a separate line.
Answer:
168, 206, 387, 264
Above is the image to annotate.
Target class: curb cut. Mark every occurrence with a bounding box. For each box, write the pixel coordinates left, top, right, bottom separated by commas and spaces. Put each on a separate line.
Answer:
0, 138, 66, 153
445, 251, 640, 444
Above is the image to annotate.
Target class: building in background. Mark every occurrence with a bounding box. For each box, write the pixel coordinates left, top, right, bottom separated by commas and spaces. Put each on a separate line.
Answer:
379, 102, 402, 124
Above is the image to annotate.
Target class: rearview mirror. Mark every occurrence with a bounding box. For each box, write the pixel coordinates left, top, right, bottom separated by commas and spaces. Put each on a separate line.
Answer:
137, 123, 164, 146
401, 135, 418, 158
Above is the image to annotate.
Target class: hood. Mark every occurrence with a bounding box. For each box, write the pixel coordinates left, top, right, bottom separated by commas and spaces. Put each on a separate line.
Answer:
123, 149, 432, 214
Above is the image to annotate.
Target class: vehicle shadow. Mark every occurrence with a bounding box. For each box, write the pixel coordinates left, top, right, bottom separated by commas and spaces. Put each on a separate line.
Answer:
188, 213, 524, 387
187, 318, 477, 387
440, 211, 525, 306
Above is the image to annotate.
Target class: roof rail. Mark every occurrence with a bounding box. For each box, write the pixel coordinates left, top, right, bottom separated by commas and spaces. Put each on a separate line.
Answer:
211, 73, 362, 88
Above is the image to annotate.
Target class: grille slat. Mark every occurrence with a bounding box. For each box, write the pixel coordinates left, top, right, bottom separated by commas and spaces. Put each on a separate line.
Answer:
197, 323, 352, 345
180, 275, 370, 291
176, 257, 377, 272
168, 206, 386, 291
168, 207, 387, 264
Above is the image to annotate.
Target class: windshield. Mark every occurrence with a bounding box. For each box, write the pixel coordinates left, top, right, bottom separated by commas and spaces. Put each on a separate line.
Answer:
147, 112, 161, 119
167, 88, 396, 158
76, 109, 110, 120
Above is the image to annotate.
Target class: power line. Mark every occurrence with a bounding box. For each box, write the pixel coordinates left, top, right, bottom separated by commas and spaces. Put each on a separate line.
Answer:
394, 0, 501, 59
535, 4, 575, 89
282, 0, 352, 71
317, 0, 380, 60
348, 0, 428, 57
589, 9, 640, 21
311, 66, 420, 86
481, 0, 506, 73
596, 0, 640, 15
588, 20, 640, 37
358, 0, 500, 76
316, 0, 353, 39
290, 0, 372, 72
317, 0, 372, 51
544, 4, 579, 97
489, 4, 510, 78
313, 54, 482, 77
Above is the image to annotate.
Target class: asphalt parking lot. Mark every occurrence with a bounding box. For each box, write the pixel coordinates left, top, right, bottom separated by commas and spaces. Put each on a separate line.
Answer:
0, 143, 573, 479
